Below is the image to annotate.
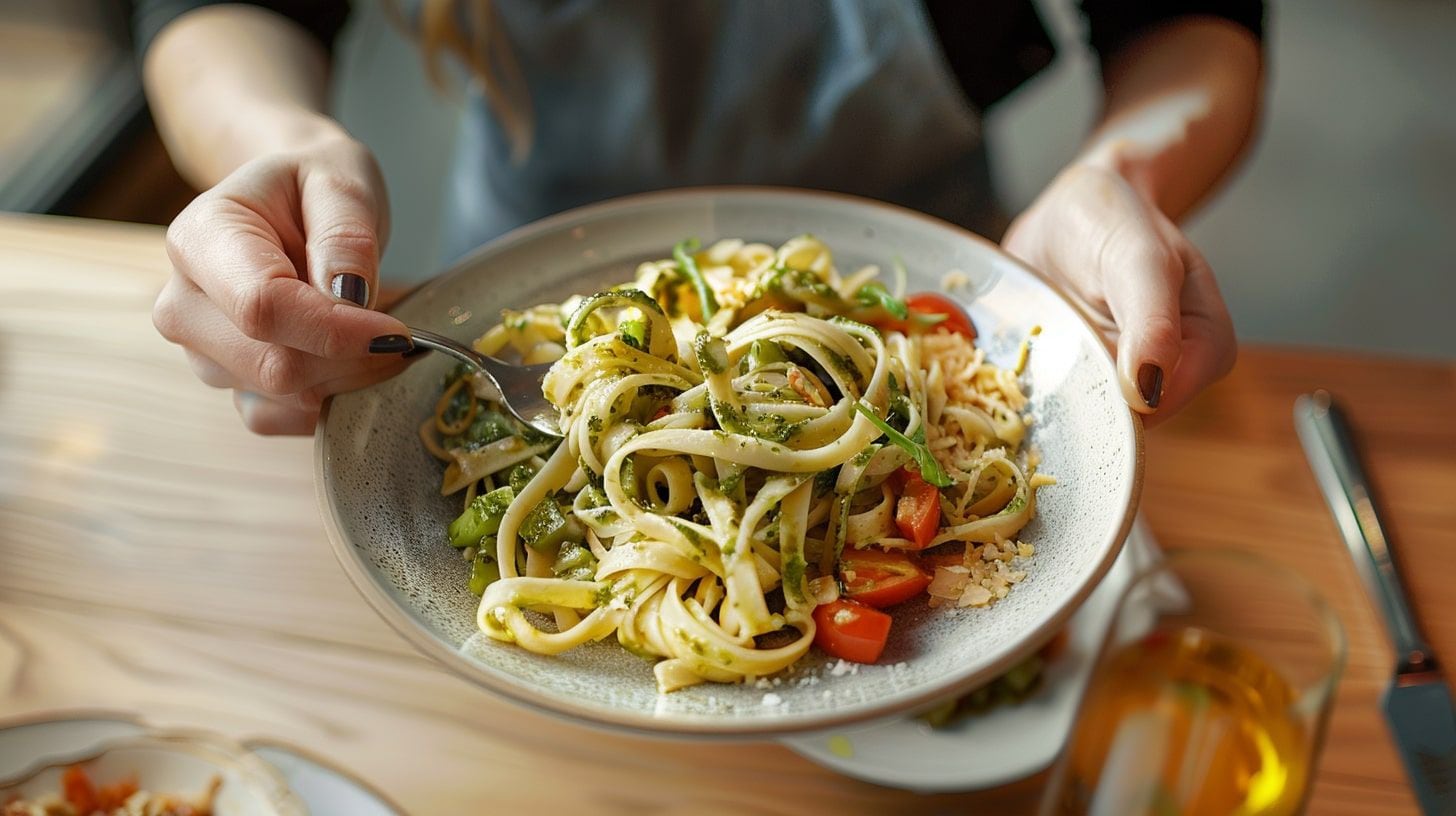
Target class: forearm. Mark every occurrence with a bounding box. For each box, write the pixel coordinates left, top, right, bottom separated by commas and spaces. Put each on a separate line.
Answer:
1078, 17, 1264, 221
143, 4, 345, 188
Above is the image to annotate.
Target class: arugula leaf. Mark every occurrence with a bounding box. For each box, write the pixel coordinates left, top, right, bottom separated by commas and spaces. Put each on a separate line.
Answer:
673, 238, 719, 320
854, 281, 909, 319
854, 402, 952, 488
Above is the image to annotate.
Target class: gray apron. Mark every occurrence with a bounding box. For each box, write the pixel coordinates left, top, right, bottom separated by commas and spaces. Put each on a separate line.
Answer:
438, 0, 999, 265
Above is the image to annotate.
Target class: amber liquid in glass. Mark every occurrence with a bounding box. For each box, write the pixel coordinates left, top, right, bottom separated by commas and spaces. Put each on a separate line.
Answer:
1051, 626, 1309, 816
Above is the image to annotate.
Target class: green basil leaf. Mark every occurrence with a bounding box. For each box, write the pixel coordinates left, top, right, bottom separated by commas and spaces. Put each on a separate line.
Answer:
673, 238, 719, 320
853, 402, 952, 488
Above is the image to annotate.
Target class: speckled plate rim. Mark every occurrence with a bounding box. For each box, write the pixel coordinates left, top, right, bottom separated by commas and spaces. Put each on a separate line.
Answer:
314, 186, 1144, 738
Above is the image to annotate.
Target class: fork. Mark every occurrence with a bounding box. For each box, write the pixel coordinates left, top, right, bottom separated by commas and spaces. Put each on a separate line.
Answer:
370, 329, 561, 437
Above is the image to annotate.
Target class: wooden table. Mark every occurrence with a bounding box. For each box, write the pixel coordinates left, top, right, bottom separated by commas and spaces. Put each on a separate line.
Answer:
1, 214, 1451, 815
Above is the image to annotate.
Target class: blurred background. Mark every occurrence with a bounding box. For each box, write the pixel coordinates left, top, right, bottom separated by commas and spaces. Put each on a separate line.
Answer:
3, 0, 1452, 359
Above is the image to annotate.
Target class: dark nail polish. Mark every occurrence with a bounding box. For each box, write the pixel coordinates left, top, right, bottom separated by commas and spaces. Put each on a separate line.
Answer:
1137, 363, 1164, 409
369, 334, 413, 354
401, 345, 429, 359
331, 273, 369, 307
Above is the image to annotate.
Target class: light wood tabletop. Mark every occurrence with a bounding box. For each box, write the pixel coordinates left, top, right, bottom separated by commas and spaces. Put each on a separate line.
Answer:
0, 213, 1451, 815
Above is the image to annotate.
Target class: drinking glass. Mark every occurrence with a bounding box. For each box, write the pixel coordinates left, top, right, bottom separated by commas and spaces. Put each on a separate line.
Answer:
1040, 549, 1346, 815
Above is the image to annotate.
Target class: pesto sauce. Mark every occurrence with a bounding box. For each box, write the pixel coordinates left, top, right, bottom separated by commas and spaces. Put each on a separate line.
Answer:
693, 331, 728, 374
675, 626, 710, 657
782, 552, 806, 602
1002, 493, 1028, 515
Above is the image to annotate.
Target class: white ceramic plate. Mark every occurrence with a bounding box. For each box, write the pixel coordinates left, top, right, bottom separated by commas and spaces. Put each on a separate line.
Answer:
316, 187, 1143, 736
245, 742, 401, 816
782, 518, 1161, 792
0, 715, 399, 816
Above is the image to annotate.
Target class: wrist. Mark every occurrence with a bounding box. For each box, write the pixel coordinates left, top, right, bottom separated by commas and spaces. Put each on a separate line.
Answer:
271, 108, 350, 151
1073, 138, 1160, 207
233, 104, 351, 164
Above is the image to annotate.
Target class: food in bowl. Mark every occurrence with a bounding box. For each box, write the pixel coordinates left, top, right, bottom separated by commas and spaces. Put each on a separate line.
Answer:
2, 765, 218, 816
424, 235, 1052, 692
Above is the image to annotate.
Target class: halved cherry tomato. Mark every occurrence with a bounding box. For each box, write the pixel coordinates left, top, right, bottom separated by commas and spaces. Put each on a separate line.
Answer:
895, 470, 942, 549
840, 548, 931, 608
813, 599, 892, 664
871, 292, 978, 339
62, 766, 97, 813
906, 293, 977, 339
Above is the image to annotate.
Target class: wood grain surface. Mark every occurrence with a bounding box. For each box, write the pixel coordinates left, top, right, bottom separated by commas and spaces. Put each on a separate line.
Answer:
1, 214, 1451, 815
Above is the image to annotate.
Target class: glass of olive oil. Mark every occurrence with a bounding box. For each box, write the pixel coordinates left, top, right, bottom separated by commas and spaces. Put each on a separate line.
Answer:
1041, 550, 1346, 816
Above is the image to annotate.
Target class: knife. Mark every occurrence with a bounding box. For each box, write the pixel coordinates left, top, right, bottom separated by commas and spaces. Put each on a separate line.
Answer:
1295, 390, 1456, 815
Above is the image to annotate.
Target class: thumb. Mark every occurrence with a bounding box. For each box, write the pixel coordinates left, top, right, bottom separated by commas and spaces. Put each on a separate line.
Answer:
1099, 223, 1186, 416
299, 163, 389, 309
1146, 243, 1237, 423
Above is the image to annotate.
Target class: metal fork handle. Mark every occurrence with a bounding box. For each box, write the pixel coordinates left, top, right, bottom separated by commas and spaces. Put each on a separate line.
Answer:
1295, 390, 1434, 673
404, 328, 489, 371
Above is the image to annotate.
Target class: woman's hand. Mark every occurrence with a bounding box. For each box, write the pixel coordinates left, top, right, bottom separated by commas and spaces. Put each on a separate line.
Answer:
1002, 162, 1236, 426
152, 134, 410, 434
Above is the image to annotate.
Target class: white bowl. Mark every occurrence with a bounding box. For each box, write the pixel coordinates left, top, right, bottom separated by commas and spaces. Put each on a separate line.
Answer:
316, 187, 1143, 736
0, 718, 304, 815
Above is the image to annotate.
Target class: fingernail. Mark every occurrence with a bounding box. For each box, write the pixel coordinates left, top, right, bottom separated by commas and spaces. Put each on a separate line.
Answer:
402, 345, 429, 359
1137, 363, 1164, 408
369, 334, 413, 354
331, 273, 369, 307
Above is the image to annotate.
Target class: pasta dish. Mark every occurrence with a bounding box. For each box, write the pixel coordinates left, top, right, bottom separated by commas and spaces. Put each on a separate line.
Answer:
422, 236, 1051, 692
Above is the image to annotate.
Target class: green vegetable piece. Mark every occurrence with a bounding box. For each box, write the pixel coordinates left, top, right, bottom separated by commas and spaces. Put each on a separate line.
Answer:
619, 317, 647, 350
920, 698, 958, 729
673, 238, 718, 319
508, 463, 537, 495
448, 486, 515, 547
552, 543, 599, 583
520, 499, 584, 553
969, 684, 994, 708
853, 402, 952, 488
745, 339, 788, 372
854, 281, 909, 319
1002, 654, 1044, 695
469, 549, 501, 596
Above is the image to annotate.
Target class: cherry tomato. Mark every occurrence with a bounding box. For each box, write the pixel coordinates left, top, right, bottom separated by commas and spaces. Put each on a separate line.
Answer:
871, 292, 978, 339
905, 293, 977, 339
895, 469, 942, 549
839, 548, 931, 608
813, 599, 892, 664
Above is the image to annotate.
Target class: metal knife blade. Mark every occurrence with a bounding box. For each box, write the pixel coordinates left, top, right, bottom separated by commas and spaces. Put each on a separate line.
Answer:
1383, 674, 1456, 814
1296, 390, 1456, 815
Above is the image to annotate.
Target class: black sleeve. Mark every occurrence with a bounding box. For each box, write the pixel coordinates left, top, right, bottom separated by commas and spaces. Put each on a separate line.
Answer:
921, 0, 1058, 112
132, 0, 352, 54
1079, 0, 1265, 61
